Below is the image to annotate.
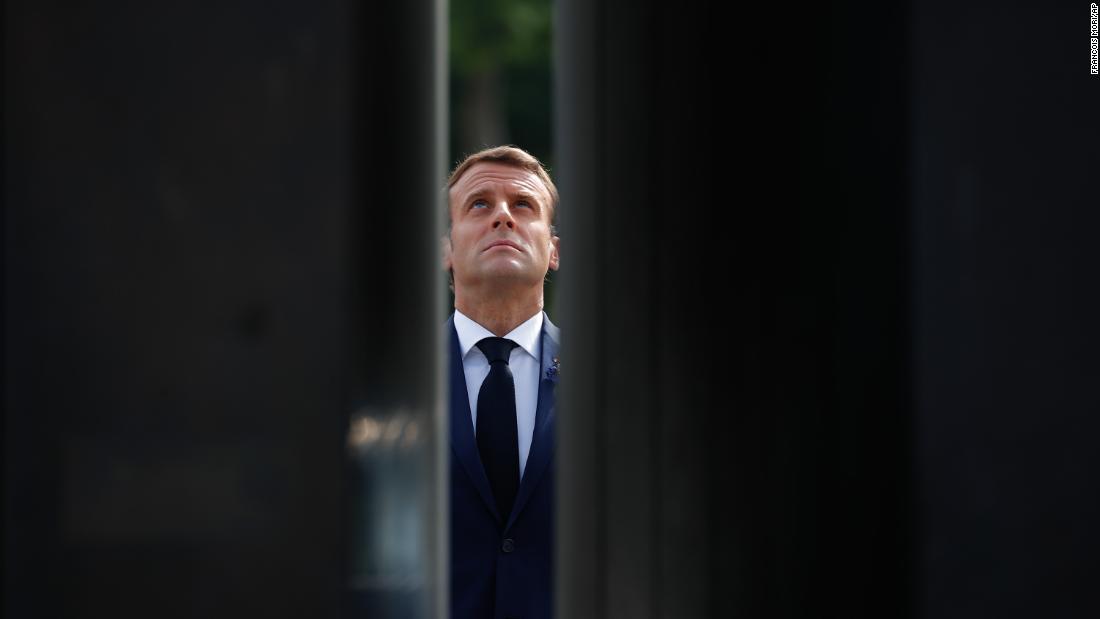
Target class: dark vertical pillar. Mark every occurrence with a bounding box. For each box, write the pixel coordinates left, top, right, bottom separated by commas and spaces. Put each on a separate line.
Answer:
349, 0, 448, 617
911, 2, 1100, 618
4, 1, 446, 617
556, 1, 911, 617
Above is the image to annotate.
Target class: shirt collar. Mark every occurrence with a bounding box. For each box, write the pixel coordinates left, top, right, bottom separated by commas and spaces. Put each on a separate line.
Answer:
454, 308, 543, 362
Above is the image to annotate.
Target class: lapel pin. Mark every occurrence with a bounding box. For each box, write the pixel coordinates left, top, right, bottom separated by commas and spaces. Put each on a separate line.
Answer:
545, 357, 560, 381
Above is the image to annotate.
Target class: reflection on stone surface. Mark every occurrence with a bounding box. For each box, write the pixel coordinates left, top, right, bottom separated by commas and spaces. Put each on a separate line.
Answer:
347, 407, 425, 455
346, 405, 433, 617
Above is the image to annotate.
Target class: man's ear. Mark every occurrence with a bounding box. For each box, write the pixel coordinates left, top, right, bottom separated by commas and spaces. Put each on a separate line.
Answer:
548, 235, 561, 271
441, 235, 453, 271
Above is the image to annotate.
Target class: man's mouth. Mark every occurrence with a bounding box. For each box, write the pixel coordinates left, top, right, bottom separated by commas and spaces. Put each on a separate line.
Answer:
485, 240, 522, 252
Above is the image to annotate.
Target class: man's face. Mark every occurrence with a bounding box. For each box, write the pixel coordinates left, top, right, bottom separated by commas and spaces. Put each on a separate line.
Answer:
444, 162, 560, 292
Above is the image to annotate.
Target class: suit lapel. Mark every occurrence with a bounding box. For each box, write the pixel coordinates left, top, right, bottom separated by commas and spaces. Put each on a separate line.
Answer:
504, 313, 559, 533
448, 314, 503, 524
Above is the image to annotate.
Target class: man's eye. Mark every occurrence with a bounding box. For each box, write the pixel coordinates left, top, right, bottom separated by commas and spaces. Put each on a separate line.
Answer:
471, 200, 487, 209
516, 201, 531, 209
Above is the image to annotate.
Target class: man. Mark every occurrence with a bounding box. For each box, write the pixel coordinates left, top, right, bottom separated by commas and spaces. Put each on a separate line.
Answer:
442, 145, 561, 619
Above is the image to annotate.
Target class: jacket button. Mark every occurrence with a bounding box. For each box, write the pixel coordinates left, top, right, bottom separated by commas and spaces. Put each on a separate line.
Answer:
501, 538, 515, 553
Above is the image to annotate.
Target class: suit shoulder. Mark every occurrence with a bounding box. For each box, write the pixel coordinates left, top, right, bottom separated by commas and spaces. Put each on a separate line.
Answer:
542, 312, 561, 341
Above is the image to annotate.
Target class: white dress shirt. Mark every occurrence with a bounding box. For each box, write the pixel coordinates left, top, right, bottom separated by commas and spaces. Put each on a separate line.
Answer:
453, 308, 543, 480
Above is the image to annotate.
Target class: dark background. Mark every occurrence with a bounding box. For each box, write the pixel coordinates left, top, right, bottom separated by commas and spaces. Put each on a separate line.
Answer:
5, 1, 359, 616
6, 0, 1099, 618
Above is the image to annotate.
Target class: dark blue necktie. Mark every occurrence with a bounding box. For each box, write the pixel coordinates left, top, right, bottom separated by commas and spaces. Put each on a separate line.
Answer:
475, 337, 520, 523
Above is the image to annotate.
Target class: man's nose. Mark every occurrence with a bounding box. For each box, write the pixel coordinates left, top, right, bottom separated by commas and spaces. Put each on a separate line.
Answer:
491, 203, 516, 229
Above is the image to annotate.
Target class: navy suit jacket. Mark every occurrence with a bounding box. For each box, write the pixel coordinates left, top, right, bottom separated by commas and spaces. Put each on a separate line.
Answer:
449, 311, 558, 619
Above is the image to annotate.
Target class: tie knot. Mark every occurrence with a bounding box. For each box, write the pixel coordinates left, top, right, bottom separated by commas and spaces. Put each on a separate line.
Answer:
476, 337, 518, 365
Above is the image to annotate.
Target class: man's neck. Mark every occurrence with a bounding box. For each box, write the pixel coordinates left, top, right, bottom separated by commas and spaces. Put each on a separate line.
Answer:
454, 287, 543, 337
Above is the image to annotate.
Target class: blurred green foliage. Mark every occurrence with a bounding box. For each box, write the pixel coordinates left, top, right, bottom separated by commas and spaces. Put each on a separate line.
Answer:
447, 0, 557, 316
451, 0, 552, 74
449, 0, 554, 169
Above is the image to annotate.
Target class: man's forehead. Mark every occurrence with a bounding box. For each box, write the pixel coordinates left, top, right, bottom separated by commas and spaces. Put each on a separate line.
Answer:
450, 162, 549, 199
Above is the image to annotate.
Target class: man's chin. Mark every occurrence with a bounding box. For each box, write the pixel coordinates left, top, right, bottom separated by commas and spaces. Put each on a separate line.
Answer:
462, 268, 541, 288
